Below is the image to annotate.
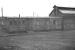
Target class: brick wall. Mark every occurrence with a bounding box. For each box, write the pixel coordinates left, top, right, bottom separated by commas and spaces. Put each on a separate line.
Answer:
49, 18, 62, 30
31, 18, 50, 31
0, 17, 63, 33
29, 18, 62, 31
64, 18, 75, 30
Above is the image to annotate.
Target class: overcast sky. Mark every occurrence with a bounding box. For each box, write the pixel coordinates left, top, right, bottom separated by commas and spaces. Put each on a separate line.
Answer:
0, 0, 75, 17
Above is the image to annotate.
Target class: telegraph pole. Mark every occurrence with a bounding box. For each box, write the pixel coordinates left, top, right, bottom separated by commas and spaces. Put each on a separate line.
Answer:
19, 14, 20, 18
1, 8, 3, 17
37, 13, 38, 17
1, 8, 4, 25
37, 8, 39, 17
33, 11, 34, 17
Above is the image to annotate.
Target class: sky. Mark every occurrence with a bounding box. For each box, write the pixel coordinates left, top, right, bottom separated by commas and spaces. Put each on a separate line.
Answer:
0, 0, 75, 17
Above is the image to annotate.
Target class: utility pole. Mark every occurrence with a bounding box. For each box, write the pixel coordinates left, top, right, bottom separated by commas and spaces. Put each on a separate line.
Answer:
1, 8, 3, 17
37, 8, 39, 17
1, 8, 4, 25
19, 14, 20, 18
37, 12, 38, 17
37, 13, 38, 17
33, 11, 34, 17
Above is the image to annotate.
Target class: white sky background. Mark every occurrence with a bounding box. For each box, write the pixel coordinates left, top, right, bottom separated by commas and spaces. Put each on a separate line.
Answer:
0, 0, 75, 17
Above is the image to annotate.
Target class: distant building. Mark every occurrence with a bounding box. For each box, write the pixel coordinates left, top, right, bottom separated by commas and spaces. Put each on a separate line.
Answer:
0, 5, 75, 33
49, 5, 75, 30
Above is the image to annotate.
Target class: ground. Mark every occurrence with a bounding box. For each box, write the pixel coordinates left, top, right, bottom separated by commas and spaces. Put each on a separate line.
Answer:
0, 30, 75, 50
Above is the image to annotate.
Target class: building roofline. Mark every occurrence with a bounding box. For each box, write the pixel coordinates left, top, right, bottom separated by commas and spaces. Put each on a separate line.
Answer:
53, 5, 75, 10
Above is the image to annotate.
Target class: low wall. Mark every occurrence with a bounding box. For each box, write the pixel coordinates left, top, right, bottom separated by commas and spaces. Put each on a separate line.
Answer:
64, 18, 75, 30
0, 17, 63, 33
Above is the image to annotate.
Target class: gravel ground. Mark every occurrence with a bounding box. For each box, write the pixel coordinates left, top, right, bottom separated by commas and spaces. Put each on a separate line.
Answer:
0, 30, 75, 50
